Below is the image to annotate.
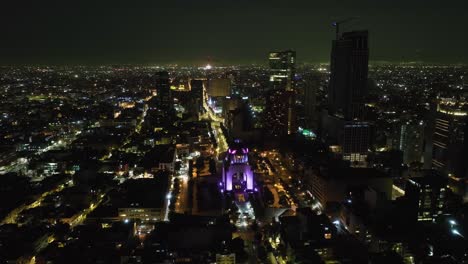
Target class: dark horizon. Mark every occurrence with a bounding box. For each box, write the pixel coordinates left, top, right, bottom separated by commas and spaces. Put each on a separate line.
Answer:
1, 0, 468, 65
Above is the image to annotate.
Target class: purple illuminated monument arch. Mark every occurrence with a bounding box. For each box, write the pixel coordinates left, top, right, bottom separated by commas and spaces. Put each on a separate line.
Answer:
222, 145, 254, 192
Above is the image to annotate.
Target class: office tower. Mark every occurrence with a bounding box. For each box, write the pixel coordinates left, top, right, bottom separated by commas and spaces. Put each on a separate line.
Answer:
432, 97, 468, 177
328, 31, 369, 120
264, 89, 296, 137
266, 50, 297, 138
400, 120, 425, 165
190, 79, 204, 101
324, 30, 371, 165
342, 121, 371, 163
190, 79, 205, 118
207, 78, 231, 97
223, 97, 245, 137
431, 97, 468, 198
155, 71, 172, 110
405, 170, 447, 222
389, 119, 425, 165
269, 50, 296, 91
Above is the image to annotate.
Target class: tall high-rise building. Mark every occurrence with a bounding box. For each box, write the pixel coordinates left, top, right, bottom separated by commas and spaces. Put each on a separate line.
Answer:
400, 120, 425, 165
405, 170, 448, 222
269, 50, 296, 91
324, 30, 371, 165
342, 121, 371, 163
266, 50, 297, 138
328, 31, 369, 121
431, 97, 468, 199
189, 79, 205, 119
155, 71, 172, 110
190, 79, 204, 100
264, 89, 296, 137
389, 119, 425, 165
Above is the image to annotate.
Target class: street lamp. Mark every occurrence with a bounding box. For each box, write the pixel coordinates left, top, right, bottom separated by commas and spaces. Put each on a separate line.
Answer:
451, 229, 462, 237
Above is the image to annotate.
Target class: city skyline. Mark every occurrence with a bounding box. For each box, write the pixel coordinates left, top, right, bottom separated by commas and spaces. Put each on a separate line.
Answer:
1, 1, 467, 263
1, 0, 468, 65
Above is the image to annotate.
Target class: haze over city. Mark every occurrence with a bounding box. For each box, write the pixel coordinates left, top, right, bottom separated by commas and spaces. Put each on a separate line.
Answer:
1, 0, 468, 65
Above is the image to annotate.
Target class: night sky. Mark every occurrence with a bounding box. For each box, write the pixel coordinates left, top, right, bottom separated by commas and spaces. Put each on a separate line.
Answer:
1, 0, 467, 65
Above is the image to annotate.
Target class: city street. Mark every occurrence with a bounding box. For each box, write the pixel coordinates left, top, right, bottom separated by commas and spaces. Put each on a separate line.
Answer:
1, 179, 72, 225
261, 150, 324, 214
175, 160, 190, 214
202, 96, 228, 157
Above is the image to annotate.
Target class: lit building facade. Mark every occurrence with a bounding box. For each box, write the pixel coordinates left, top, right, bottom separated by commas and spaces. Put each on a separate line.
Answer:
216, 253, 236, 264
400, 120, 425, 165
431, 97, 468, 200
342, 121, 371, 163
269, 50, 296, 91
118, 207, 165, 222
432, 97, 468, 178
264, 89, 296, 137
405, 171, 448, 222
389, 119, 425, 165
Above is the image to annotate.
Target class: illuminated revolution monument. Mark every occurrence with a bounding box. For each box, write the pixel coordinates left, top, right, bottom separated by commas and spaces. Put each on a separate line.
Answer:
222, 144, 254, 193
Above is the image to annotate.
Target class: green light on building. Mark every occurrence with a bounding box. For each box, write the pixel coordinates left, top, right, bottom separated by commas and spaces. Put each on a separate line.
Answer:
298, 127, 316, 139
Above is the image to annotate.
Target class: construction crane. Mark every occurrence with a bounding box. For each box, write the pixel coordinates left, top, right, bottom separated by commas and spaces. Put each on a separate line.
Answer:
332, 17, 358, 40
